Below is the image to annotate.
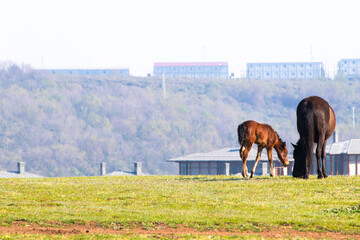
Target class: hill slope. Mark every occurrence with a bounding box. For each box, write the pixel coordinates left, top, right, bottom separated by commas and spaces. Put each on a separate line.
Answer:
0, 66, 359, 176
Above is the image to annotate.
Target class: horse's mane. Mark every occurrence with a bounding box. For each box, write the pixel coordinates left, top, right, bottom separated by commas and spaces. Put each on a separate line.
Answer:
275, 131, 284, 144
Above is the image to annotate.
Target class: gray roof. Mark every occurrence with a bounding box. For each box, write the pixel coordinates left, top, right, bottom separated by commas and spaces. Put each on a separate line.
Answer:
104, 171, 149, 176
0, 171, 44, 179
168, 147, 294, 162
327, 139, 360, 155
104, 171, 138, 176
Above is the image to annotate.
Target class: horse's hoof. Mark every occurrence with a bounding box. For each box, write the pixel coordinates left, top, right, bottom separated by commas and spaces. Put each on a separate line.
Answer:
323, 173, 328, 178
317, 175, 324, 179
293, 174, 304, 178
303, 175, 309, 179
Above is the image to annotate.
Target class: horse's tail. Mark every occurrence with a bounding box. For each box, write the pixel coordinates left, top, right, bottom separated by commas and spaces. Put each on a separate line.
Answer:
297, 105, 315, 173
237, 123, 246, 146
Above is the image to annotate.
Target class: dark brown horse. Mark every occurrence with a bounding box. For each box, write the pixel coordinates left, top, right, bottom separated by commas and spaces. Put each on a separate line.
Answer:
292, 96, 336, 179
237, 120, 289, 178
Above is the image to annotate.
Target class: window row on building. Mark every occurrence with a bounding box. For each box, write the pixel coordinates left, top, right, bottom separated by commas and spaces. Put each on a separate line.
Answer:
248, 62, 322, 71
154, 66, 227, 74
327, 154, 360, 176
169, 147, 293, 176
178, 160, 286, 176
169, 139, 360, 177
246, 62, 324, 80
40, 69, 130, 76
248, 70, 318, 80
326, 139, 360, 176
153, 62, 228, 79
338, 59, 360, 80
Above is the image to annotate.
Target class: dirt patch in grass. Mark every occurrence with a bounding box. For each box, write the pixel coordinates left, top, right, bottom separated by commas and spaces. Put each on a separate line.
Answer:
0, 221, 359, 239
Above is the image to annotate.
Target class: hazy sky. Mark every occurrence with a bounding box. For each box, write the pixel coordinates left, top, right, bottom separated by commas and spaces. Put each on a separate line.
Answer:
1, 0, 360, 77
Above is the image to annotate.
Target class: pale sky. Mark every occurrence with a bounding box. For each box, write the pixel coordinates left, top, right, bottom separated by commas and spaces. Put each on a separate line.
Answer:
1, 0, 360, 77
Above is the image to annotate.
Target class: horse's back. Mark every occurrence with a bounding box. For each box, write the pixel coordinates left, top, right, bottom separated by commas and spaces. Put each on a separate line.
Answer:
297, 96, 335, 141
327, 105, 336, 140
256, 122, 278, 146
238, 120, 257, 141
238, 120, 277, 146
239, 120, 271, 135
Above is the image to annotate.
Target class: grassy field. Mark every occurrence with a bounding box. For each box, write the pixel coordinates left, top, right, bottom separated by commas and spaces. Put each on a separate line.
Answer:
0, 175, 359, 239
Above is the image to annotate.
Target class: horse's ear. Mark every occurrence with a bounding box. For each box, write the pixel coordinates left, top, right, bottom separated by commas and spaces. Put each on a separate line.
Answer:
291, 143, 296, 148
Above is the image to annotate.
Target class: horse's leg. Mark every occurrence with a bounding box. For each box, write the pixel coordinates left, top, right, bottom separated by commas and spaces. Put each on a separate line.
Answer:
304, 140, 313, 179
240, 145, 245, 160
241, 148, 249, 178
240, 143, 252, 178
267, 148, 275, 177
250, 146, 263, 178
239, 146, 246, 177
316, 138, 325, 179
321, 140, 328, 178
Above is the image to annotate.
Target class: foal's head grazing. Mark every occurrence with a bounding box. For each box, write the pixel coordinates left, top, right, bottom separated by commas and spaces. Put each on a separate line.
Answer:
275, 133, 289, 167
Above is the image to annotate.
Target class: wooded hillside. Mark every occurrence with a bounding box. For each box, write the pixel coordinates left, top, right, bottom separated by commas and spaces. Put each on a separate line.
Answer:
0, 65, 359, 176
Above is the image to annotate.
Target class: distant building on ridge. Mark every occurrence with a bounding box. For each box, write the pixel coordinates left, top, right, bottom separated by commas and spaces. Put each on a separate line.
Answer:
153, 62, 228, 79
326, 139, 360, 176
168, 147, 293, 176
338, 59, 360, 80
40, 68, 130, 76
246, 62, 324, 80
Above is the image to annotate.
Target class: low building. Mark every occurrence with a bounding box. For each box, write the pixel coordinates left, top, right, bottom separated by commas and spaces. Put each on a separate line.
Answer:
326, 139, 360, 175
40, 69, 130, 76
168, 147, 294, 176
246, 62, 324, 80
153, 62, 228, 79
338, 59, 360, 80
99, 162, 145, 176
0, 162, 44, 178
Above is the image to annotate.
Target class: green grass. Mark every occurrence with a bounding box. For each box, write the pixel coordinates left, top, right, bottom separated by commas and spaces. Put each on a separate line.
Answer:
0, 175, 359, 238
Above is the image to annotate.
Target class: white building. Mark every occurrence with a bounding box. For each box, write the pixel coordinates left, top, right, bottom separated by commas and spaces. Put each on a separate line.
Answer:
168, 147, 293, 176
338, 59, 360, 80
326, 139, 360, 176
247, 62, 324, 80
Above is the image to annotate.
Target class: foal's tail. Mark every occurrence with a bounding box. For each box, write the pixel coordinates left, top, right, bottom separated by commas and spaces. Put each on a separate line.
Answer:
237, 123, 246, 146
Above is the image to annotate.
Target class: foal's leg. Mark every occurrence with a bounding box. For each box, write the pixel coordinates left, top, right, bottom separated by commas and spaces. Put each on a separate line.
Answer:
240, 143, 252, 178
267, 148, 275, 177
250, 146, 263, 178
240, 145, 245, 160
240, 148, 248, 178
